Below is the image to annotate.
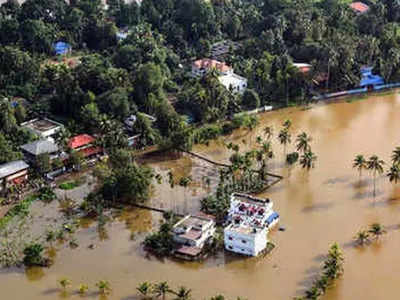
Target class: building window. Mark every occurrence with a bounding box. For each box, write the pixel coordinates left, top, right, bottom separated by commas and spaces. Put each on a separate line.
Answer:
228, 246, 233, 250
242, 240, 247, 244
228, 236, 233, 241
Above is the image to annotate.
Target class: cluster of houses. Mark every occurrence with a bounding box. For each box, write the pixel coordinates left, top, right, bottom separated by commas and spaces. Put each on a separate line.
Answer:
191, 58, 248, 94
171, 193, 280, 260
0, 118, 104, 195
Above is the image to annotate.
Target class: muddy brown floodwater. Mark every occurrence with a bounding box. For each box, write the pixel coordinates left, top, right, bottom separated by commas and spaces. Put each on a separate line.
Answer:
2, 92, 400, 300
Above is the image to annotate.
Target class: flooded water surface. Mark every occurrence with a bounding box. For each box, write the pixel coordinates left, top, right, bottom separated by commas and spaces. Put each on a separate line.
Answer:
2, 93, 400, 300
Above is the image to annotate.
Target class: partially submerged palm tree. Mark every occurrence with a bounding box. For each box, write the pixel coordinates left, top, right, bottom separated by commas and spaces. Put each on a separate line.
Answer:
300, 151, 317, 170
391, 147, 400, 165
58, 278, 71, 290
387, 164, 400, 184
295, 132, 312, 153
283, 119, 292, 130
355, 230, 370, 245
264, 126, 273, 140
173, 286, 192, 300
367, 155, 385, 196
353, 154, 367, 180
153, 281, 170, 300
278, 128, 291, 155
96, 280, 111, 295
369, 223, 386, 239
137, 282, 152, 299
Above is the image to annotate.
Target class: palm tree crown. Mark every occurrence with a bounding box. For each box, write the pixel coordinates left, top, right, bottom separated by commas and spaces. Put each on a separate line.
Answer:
296, 132, 312, 153
300, 151, 317, 170
353, 154, 367, 178
392, 147, 400, 165
387, 164, 400, 183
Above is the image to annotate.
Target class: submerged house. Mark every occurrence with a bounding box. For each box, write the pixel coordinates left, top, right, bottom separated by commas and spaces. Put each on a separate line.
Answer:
224, 193, 279, 257
0, 160, 29, 195
360, 67, 384, 89
172, 214, 216, 260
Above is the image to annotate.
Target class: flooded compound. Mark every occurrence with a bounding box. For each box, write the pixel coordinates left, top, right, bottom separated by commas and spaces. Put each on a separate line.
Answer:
2, 92, 400, 300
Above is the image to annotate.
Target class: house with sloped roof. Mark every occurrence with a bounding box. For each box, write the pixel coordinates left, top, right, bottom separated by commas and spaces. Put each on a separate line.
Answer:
0, 160, 29, 194
20, 140, 60, 163
68, 134, 103, 159
349, 2, 369, 14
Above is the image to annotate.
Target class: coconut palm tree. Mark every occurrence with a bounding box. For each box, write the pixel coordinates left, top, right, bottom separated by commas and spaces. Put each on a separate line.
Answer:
392, 147, 400, 165
153, 281, 171, 300
283, 119, 292, 130
278, 128, 291, 155
300, 151, 317, 170
367, 155, 385, 196
173, 286, 192, 300
96, 280, 111, 295
78, 284, 89, 295
369, 223, 386, 239
354, 230, 370, 245
264, 126, 273, 140
137, 282, 152, 299
295, 132, 312, 153
387, 164, 400, 184
353, 154, 367, 179
179, 176, 193, 214
58, 278, 71, 290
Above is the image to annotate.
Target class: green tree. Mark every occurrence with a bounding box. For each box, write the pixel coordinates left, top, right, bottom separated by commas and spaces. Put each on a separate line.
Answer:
387, 164, 400, 184
0, 133, 22, 164
369, 223, 386, 239
137, 282, 153, 299
36, 153, 51, 174
300, 151, 317, 170
391, 147, 400, 165
295, 132, 312, 153
152, 281, 171, 300
367, 155, 385, 196
23, 243, 46, 266
173, 286, 192, 300
278, 128, 291, 154
242, 89, 260, 109
354, 230, 370, 246
96, 280, 111, 295
353, 154, 367, 179
58, 278, 71, 290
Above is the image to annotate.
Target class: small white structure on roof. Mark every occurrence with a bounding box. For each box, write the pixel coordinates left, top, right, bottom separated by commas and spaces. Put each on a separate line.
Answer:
172, 214, 216, 259
224, 193, 279, 256
21, 118, 64, 143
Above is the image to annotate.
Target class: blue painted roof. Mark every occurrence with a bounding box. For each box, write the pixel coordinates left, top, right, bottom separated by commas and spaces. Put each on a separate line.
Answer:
116, 32, 128, 41
266, 212, 279, 224
360, 67, 384, 87
53, 42, 71, 55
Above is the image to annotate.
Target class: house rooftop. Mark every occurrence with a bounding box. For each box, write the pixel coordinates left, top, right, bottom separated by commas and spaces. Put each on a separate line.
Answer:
350, 2, 369, 13
0, 160, 29, 179
68, 134, 96, 149
176, 245, 202, 257
21, 118, 63, 134
21, 140, 59, 156
193, 58, 232, 73
173, 215, 213, 233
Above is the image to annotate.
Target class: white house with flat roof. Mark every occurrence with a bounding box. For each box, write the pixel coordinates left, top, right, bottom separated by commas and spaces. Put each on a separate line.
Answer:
218, 73, 247, 94
172, 214, 216, 259
21, 118, 64, 143
224, 193, 279, 256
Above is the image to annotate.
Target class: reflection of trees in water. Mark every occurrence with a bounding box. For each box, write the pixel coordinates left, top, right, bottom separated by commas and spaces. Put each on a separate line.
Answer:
25, 266, 45, 282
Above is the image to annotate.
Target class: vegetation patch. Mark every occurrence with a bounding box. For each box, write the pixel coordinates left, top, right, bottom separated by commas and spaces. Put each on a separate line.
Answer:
0, 195, 37, 231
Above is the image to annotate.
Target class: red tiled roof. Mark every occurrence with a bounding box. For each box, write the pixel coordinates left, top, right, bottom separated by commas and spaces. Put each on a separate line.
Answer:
193, 58, 232, 73
350, 2, 369, 13
81, 146, 103, 157
68, 134, 95, 149
176, 246, 202, 257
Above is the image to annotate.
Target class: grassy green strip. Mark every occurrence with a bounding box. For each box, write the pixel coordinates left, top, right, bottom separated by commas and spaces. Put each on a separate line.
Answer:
0, 195, 38, 230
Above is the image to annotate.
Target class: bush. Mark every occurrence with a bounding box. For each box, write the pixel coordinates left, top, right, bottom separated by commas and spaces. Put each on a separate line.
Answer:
143, 223, 174, 256
23, 243, 50, 267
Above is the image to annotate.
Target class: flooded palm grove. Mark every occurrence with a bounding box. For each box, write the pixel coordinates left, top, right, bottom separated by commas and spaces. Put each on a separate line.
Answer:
3, 92, 400, 300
